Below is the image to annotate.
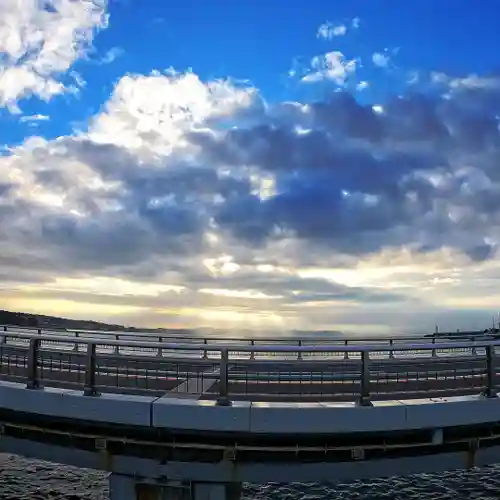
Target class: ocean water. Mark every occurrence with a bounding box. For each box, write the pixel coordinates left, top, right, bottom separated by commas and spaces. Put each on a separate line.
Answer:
1, 455, 499, 500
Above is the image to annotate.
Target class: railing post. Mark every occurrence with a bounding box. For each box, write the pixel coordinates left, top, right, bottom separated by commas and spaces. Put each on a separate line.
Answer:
471, 337, 478, 356
358, 350, 372, 406
37, 329, 41, 335
431, 337, 437, 358
250, 340, 255, 360
389, 339, 395, 359
2, 326, 6, 332
297, 340, 303, 360
157, 336, 163, 357
83, 342, 99, 397
26, 338, 41, 389
73, 331, 79, 352
202, 338, 208, 359
343, 340, 349, 360
216, 348, 231, 406
114, 334, 119, 354
1, 332, 6, 344
483, 345, 497, 398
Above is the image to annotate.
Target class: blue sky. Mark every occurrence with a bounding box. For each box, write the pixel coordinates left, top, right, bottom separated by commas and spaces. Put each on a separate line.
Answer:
2, 1, 500, 334
5, 0, 500, 145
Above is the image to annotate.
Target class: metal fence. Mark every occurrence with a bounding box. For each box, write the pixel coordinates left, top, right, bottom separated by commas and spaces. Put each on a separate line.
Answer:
1, 325, 494, 360
0, 330, 497, 406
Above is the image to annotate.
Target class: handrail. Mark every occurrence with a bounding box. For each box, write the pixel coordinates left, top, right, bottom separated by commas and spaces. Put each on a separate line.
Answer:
1, 324, 494, 345
0, 330, 497, 352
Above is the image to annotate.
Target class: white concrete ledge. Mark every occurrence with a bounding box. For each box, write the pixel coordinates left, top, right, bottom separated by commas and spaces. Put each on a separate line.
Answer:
151, 394, 500, 434
403, 395, 500, 428
249, 401, 408, 434
152, 396, 251, 432
247, 396, 500, 434
1, 381, 500, 434
0, 380, 154, 426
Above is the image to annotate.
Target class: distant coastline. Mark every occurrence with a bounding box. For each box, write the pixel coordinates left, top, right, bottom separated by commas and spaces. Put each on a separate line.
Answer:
0, 309, 164, 333
3, 309, 495, 339
0, 309, 347, 338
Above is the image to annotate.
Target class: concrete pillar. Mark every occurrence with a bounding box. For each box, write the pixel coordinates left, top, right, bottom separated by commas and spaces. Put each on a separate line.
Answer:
108, 474, 241, 500
136, 483, 187, 500
109, 474, 137, 500
192, 482, 242, 500
432, 428, 443, 445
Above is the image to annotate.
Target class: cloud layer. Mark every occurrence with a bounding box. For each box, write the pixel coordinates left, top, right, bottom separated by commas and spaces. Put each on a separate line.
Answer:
1, 8, 500, 333
0, 0, 108, 112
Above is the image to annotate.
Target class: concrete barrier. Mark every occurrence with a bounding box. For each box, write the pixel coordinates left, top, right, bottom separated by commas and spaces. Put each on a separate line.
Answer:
2, 380, 500, 435
0, 380, 154, 426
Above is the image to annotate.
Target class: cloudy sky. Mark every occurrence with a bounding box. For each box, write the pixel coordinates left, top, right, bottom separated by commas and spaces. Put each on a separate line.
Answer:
1, 0, 500, 335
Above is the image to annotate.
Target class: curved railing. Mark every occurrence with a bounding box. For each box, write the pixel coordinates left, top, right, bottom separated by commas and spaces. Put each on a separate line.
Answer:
2, 324, 496, 353
0, 325, 493, 361
0, 329, 498, 406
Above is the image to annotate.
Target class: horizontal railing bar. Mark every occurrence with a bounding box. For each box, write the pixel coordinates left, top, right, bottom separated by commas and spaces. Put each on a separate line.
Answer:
2, 361, 488, 379
1, 331, 500, 353
6, 344, 485, 361
2, 324, 495, 344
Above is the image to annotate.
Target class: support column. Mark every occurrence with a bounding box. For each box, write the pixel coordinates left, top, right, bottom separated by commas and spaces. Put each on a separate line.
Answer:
109, 474, 137, 500
192, 482, 242, 500
109, 474, 188, 500
108, 474, 242, 500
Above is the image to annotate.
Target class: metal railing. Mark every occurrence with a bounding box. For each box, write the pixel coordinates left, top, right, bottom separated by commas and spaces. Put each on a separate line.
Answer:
1, 325, 495, 360
0, 331, 498, 406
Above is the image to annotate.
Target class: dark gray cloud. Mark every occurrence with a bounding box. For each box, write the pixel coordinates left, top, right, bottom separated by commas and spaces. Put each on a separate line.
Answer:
183, 268, 405, 303
0, 183, 12, 196
0, 266, 406, 311
1, 70, 500, 310
185, 86, 500, 260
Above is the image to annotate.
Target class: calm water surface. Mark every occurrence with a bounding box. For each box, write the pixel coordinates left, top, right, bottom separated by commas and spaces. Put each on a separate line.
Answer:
0, 455, 499, 500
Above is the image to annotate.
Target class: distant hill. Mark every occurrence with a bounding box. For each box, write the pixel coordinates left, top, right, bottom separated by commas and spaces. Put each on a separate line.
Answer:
0, 309, 188, 334
0, 309, 125, 331
0, 309, 347, 337
0, 310, 39, 328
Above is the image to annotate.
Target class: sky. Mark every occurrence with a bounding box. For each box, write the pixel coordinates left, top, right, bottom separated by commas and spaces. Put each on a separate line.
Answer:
1, 0, 500, 335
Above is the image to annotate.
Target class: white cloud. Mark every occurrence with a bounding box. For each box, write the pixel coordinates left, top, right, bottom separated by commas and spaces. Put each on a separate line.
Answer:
317, 22, 347, 39
302, 51, 357, 84
357, 80, 369, 91
0, 0, 109, 112
352, 17, 361, 29
372, 51, 390, 68
100, 46, 123, 64
333, 25, 347, 36
88, 69, 262, 155
19, 113, 50, 123
431, 72, 500, 91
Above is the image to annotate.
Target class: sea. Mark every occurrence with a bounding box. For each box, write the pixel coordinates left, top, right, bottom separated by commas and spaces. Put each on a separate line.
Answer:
1, 454, 499, 500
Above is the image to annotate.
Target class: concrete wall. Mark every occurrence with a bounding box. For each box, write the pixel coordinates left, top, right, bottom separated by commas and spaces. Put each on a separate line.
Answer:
3, 380, 500, 483
0, 380, 154, 427
1, 380, 500, 434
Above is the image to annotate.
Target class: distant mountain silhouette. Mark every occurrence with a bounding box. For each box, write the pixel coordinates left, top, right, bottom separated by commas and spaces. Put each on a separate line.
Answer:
0, 310, 39, 327
0, 309, 124, 331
